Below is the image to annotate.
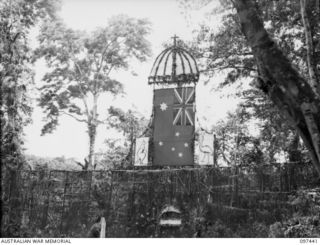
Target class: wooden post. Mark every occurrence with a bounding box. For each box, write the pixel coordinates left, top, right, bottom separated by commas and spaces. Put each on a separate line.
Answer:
60, 172, 69, 234
41, 171, 51, 228
234, 166, 239, 206
130, 122, 134, 166
100, 217, 106, 238
230, 173, 234, 207
129, 172, 136, 224
213, 134, 217, 166
85, 171, 93, 226
105, 171, 113, 236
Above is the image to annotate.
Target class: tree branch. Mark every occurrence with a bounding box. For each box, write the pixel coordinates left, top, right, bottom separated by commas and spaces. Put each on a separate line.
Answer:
97, 37, 119, 72
75, 161, 85, 169
67, 41, 91, 117
59, 110, 87, 123
200, 65, 256, 73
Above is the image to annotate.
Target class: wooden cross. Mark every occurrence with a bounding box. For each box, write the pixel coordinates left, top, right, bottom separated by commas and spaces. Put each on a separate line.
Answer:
171, 34, 179, 47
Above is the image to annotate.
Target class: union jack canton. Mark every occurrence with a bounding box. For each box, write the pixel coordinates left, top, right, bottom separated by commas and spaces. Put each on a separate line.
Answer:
173, 87, 195, 126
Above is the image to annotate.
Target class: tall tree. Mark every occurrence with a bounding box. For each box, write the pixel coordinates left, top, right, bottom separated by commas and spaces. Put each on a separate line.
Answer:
232, 0, 320, 176
181, 0, 320, 175
0, 0, 60, 236
1, 0, 60, 169
213, 107, 252, 166
212, 88, 308, 167
36, 15, 151, 169
300, 0, 320, 95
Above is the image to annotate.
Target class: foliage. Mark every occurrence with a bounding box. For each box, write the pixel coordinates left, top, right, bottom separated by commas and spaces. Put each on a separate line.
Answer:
269, 188, 320, 237
182, 0, 320, 173
197, 188, 319, 238
233, 0, 320, 175
202, 219, 234, 237
96, 139, 129, 170
1, 0, 60, 169
213, 107, 253, 166
239, 89, 307, 164
212, 97, 307, 167
201, 219, 270, 238
190, 0, 319, 86
35, 15, 152, 168
95, 108, 149, 169
107, 107, 149, 138
2, 164, 318, 237
197, 211, 271, 237
25, 154, 82, 170
1, 0, 61, 237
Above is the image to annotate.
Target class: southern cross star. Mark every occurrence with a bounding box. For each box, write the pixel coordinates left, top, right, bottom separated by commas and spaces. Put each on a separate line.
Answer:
178, 152, 183, 157
159, 141, 163, 146
160, 102, 168, 111
184, 143, 188, 147
175, 132, 180, 137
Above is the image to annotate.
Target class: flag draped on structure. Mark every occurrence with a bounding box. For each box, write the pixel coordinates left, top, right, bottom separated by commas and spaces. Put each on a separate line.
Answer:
198, 131, 214, 165
134, 137, 149, 166
153, 87, 195, 165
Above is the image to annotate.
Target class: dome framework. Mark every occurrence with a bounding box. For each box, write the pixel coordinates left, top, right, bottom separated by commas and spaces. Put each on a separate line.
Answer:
148, 36, 199, 85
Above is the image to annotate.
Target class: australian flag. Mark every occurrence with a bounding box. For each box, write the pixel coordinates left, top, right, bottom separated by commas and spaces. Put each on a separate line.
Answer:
152, 87, 195, 166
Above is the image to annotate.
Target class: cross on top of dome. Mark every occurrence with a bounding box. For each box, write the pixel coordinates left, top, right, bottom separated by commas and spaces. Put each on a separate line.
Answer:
148, 35, 199, 85
172, 34, 179, 47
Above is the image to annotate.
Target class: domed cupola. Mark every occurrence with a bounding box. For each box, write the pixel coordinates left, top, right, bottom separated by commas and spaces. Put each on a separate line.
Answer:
148, 36, 199, 84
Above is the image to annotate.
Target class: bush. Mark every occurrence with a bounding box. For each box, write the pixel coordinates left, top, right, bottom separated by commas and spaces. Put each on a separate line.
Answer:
269, 188, 320, 238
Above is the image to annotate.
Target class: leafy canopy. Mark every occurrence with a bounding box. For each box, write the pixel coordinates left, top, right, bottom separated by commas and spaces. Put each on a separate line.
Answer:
36, 15, 152, 135
182, 0, 319, 165
0, 0, 60, 168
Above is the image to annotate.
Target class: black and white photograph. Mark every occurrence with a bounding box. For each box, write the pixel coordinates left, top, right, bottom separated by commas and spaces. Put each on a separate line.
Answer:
1, 0, 320, 241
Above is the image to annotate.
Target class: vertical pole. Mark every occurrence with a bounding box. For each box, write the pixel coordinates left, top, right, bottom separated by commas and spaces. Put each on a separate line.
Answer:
100, 217, 106, 238
86, 171, 93, 227
172, 35, 178, 84
41, 171, 51, 228
230, 172, 234, 207
213, 134, 217, 166
132, 138, 136, 167
234, 166, 239, 206
106, 171, 113, 237
129, 171, 136, 233
60, 172, 69, 235
130, 119, 134, 167
288, 163, 291, 192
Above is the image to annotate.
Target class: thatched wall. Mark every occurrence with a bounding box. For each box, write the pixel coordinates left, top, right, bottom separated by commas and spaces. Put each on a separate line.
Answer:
1, 162, 317, 237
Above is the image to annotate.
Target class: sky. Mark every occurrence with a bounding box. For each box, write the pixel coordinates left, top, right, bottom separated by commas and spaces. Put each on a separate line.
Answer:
24, 0, 241, 160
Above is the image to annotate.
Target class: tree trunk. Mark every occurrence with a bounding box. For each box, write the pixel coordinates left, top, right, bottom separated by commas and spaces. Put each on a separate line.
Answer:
233, 0, 320, 177
288, 133, 301, 163
287, 133, 300, 190
300, 0, 320, 96
88, 123, 97, 170
87, 94, 99, 170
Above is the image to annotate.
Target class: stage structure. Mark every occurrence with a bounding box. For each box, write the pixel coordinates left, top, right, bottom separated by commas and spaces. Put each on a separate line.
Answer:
137, 35, 200, 166
108, 37, 217, 237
